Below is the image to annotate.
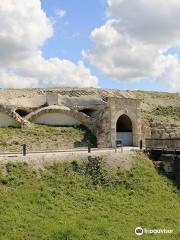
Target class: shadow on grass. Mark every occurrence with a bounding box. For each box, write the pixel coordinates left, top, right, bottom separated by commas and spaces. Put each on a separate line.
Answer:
53, 228, 80, 240
73, 125, 97, 148
152, 156, 180, 190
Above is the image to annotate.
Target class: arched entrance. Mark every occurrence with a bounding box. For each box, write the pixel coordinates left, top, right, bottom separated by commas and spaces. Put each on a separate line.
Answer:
15, 108, 30, 117
116, 114, 133, 146
79, 108, 97, 117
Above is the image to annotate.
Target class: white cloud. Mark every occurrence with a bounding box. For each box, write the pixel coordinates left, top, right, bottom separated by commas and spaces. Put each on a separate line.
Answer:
0, 0, 98, 88
107, 0, 180, 46
55, 8, 66, 18
154, 54, 180, 91
7, 52, 98, 88
84, 0, 180, 91
0, 0, 53, 65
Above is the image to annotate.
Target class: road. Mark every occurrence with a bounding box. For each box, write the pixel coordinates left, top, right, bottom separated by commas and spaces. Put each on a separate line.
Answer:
0, 146, 140, 170
0, 147, 140, 158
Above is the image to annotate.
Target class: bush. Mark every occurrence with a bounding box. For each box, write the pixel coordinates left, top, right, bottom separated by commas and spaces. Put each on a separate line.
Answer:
151, 105, 180, 119
71, 157, 119, 186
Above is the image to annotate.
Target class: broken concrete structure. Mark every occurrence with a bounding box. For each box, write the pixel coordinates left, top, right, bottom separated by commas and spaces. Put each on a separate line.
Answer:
0, 88, 142, 147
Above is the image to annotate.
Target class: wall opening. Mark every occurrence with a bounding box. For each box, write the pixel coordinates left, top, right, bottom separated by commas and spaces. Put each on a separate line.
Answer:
79, 108, 96, 117
15, 109, 30, 117
116, 114, 133, 146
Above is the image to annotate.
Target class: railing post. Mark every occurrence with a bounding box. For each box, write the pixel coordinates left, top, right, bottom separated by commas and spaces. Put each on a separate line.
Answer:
140, 139, 143, 150
116, 140, 123, 152
88, 140, 91, 153
22, 144, 26, 156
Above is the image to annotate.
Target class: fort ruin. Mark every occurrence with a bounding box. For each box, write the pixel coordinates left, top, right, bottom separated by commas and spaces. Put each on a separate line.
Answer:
0, 88, 143, 148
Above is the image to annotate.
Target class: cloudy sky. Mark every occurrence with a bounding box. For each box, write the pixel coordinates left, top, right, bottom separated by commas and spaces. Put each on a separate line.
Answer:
0, 0, 180, 91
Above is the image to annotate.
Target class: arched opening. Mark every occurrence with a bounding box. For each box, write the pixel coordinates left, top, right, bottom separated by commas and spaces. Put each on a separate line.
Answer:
116, 114, 133, 146
15, 109, 30, 117
79, 108, 97, 117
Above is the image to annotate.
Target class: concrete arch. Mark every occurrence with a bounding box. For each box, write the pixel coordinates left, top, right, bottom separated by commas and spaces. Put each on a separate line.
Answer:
26, 106, 95, 134
0, 105, 29, 128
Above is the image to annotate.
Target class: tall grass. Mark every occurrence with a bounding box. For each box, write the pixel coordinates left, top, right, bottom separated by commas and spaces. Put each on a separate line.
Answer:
0, 154, 179, 240
0, 124, 96, 152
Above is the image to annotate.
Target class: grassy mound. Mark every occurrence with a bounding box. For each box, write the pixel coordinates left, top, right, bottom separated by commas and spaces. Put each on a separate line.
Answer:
134, 90, 180, 100
0, 124, 96, 152
0, 154, 179, 240
143, 105, 180, 123
134, 90, 180, 124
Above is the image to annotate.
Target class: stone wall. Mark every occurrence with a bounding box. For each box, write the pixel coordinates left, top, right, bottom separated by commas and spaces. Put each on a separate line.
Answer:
97, 97, 142, 147
46, 92, 105, 111
97, 106, 111, 148
141, 120, 151, 143
140, 120, 180, 146
150, 122, 180, 139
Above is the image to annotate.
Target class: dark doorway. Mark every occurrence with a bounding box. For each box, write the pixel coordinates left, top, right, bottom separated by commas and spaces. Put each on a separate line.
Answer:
15, 109, 29, 117
79, 108, 96, 117
116, 114, 133, 146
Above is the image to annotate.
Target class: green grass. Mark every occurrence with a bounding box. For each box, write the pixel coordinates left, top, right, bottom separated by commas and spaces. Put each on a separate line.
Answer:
142, 105, 180, 123
151, 106, 180, 119
133, 90, 180, 124
0, 154, 179, 240
134, 90, 180, 100
0, 124, 96, 152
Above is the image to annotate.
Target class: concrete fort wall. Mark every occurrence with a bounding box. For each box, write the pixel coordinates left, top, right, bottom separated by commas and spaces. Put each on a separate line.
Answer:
0, 96, 46, 108
46, 92, 105, 110
32, 112, 81, 126
97, 98, 142, 148
0, 90, 143, 148
0, 112, 20, 127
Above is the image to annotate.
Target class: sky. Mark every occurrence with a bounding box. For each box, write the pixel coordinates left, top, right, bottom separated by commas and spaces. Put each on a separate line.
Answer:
0, 0, 180, 92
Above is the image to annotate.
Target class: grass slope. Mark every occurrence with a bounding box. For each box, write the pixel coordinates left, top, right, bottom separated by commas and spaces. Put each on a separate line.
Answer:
0, 154, 179, 240
134, 90, 180, 124
0, 124, 96, 152
134, 90, 180, 100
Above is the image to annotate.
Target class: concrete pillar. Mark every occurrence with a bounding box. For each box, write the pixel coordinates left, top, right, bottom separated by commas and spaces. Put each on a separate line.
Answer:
111, 127, 116, 148
133, 133, 141, 147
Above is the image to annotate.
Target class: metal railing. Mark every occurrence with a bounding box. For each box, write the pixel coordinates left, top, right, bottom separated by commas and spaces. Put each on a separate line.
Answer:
145, 138, 180, 150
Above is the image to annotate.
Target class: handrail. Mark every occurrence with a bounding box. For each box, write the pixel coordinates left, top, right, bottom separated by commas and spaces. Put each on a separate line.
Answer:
145, 138, 180, 150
